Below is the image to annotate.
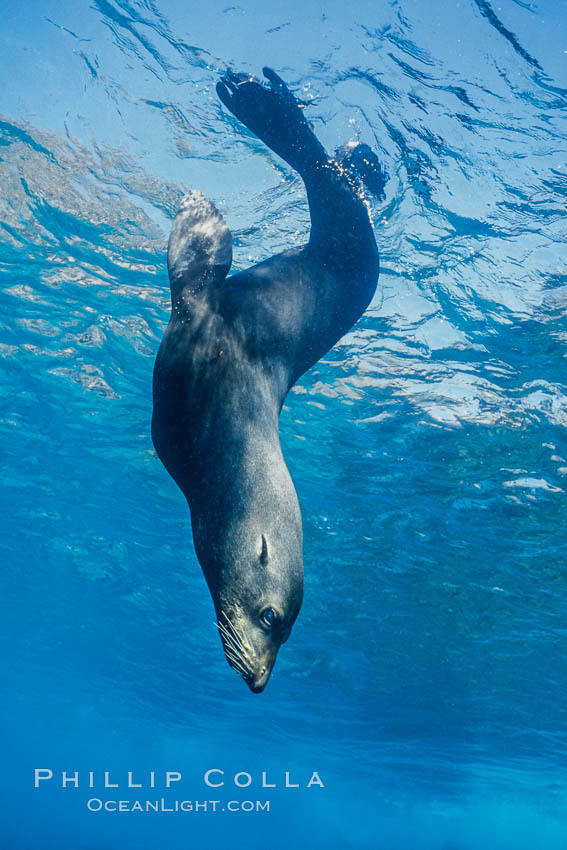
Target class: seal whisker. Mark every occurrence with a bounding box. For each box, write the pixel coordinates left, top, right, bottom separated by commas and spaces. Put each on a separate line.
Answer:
219, 635, 244, 663
216, 621, 246, 657
216, 632, 247, 671
224, 652, 247, 676
222, 610, 253, 657
224, 648, 253, 680
220, 610, 247, 647
219, 610, 254, 661
223, 645, 242, 666
217, 615, 240, 642
216, 615, 254, 681
225, 650, 252, 678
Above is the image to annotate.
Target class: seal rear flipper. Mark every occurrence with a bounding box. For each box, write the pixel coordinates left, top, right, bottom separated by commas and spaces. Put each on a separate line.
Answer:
336, 142, 388, 201
216, 68, 328, 175
167, 190, 233, 300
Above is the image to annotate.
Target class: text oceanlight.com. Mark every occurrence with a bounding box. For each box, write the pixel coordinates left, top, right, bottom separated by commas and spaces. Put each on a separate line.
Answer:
87, 798, 270, 813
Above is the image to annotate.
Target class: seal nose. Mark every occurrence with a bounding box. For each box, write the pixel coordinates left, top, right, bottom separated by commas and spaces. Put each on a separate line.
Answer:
247, 664, 272, 694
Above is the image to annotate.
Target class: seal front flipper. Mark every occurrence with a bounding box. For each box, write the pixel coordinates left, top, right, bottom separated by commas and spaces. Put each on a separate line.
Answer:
216, 68, 327, 175
216, 68, 380, 378
167, 190, 232, 302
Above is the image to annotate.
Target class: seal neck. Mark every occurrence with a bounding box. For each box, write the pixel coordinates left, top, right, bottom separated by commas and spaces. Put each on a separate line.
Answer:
189, 427, 301, 582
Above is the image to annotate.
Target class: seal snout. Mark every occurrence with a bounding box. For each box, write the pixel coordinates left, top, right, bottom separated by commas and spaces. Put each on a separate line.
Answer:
247, 664, 271, 694
216, 609, 280, 693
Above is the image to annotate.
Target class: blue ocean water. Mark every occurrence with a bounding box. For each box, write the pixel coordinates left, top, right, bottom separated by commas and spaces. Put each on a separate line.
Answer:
1, 0, 567, 847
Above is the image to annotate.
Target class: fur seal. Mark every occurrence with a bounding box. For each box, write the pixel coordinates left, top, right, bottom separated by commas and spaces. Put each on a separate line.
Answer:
152, 67, 382, 693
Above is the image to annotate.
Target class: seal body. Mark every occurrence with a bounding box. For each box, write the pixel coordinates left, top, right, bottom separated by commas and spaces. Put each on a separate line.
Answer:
152, 68, 380, 692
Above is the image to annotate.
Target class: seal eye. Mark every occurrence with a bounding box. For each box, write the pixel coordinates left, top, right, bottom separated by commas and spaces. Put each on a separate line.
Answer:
261, 607, 277, 628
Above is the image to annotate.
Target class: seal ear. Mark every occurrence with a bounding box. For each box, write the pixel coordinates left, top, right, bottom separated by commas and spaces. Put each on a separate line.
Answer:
259, 534, 269, 566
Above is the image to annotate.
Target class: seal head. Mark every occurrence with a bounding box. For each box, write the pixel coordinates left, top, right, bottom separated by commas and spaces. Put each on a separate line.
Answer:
215, 554, 303, 694
192, 459, 304, 693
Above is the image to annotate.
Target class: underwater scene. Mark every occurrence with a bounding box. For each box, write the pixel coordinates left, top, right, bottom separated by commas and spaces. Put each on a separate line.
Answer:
1, 0, 567, 848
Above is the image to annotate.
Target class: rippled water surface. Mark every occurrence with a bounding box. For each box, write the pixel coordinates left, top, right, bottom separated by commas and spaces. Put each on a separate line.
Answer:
2, 1, 567, 848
